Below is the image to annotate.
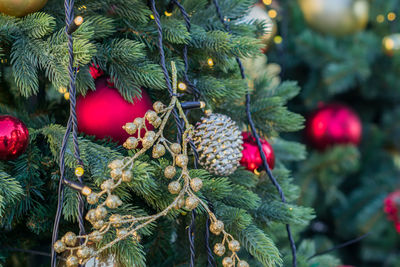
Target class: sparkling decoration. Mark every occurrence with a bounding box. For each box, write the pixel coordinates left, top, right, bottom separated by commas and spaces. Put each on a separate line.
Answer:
0, 0, 48, 17
237, 260, 250, 267
54, 62, 244, 266
214, 243, 226, 256
0, 115, 29, 161
384, 190, 400, 233
244, 3, 276, 51
383, 34, 400, 56
89, 64, 104, 80
222, 257, 234, 267
66, 255, 79, 267
76, 77, 154, 144
240, 132, 275, 172
193, 113, 243, 176
298, 0, 369, 36
306, 103, 362, 150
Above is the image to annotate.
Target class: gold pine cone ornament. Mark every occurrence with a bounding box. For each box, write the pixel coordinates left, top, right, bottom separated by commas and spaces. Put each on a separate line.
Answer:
193, 113, 243, 176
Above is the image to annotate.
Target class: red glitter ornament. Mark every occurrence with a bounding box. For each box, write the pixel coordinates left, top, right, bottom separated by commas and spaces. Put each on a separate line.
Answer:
306, 103, 362, 150
240, 132, 275, 172
76, 77, 153, 144
0, 115, 29, 160
89, 64, 104, 80
384, 190, 400, 233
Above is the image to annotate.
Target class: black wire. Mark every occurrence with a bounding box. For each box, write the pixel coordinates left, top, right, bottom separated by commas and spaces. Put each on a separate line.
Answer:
211, 0, 297, 266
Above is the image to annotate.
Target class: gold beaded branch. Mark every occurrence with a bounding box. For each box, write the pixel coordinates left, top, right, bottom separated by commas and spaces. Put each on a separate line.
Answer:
54, 62, 249, 267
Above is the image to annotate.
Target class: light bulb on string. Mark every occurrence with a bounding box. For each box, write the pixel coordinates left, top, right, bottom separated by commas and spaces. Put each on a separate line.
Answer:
178, 82, 187, 91
207, 58, 214, 67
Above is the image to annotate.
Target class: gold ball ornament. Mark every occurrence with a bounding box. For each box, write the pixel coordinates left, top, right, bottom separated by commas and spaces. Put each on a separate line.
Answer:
228, 240, 241, 252
152, 144, 166, 158
210, 220, 224, 235
110, 168, 122, 180
122, 170, 133, 182
176, 154, 188, 168
298, 0, 369, 36
76, 246, 91, 259
95, 206, 108, 220
134, 117, 144, 127
101, 179, 115, 191
66, 255, 79, 267
222, 257, 234, 267
62, 232, 77, 247
153, 101, 165, 113
123, 122, 138, 135
89, 231, 103, 242
164, 165, 176, 179
170, 143, 182, 154
109, 214, 123, 227
85, 209, 97, 223
87, 193, 99, 204
123, 137, 139, 149
193, 113, 243, 176
383, 34, 400, 56
190, 178, 203, 192
213, 243, 226, 256
93, 219, 105, 229
105, 195, 122, 209
152, 117, 162, 128
108, 159, 124, 169
185, 195, 199, 210
168, 181, 182, 194
145, 131, 156, 139
53, 240, 66, 253
0, 0, 48, 17
174, 197, 185, 209
237, 260, 250, 267
145, 110, 158, 123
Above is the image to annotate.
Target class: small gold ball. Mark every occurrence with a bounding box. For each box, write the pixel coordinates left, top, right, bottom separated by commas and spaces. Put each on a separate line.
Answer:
106, 195, 123, 209
123, 137, 139, 150
152, 144, 166, 158
109, 214, 123, 227
53, 240, 66, 253
174, 197, 185, 209
141, 137, 153, 149
168, 181, 181, 194
170, 143, 182, 154
61, 232, 77, 247
145, 110, 158, 123
152, 117, 162, 128
74, 166, 84, 177
95, 206, 108, 220
228, 240, 240, 252
85, 209, 97, 223
89, 231, 103, 242
164, 166, 176, 179
93, 219, 105, 229
210, 220, 224, 235
222, 257, 233, 267
153, 101, 165, 113
122, 122, 138, 135
87, 193, 99, 205
237, 260, 249, 267
134, 117, 144, 127
213, 243, 225, 256
108, 159, 124, 169
66, 255, 79, 267
122, 170, 133, 182
145, 131, 156, 139
101, 179, 115, 191
185, 195, 199, 210
176, 154, 188, 168
76, 246, 91, 259
116, 228, 129, 238
110, 168, 122, 180
190, 178, 203, 192
81, 186, 92, 196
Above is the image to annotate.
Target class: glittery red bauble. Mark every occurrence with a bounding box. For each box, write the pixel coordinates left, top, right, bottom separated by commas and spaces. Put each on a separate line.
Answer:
306, 103, 362, 150
89, 64, 104, 80
0, 115, 29, 160
384, 190, 400, 233
240, 132, 275, 172
76, 77, 153, 144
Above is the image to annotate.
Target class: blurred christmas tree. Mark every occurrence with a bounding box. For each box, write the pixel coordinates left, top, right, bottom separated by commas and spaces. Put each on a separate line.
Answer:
0, 0, 342, 266
263, 0, 400, 266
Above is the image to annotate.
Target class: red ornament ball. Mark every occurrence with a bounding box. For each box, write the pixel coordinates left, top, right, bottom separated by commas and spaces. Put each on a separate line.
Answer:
0, 115, 29, 160
306, 103, 362, 150
76, 77, 153, 144
384, 190, 400, 233
240, 132, 275, 172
